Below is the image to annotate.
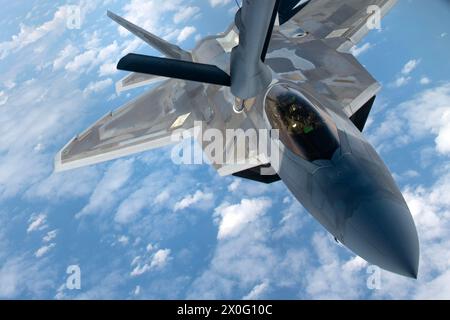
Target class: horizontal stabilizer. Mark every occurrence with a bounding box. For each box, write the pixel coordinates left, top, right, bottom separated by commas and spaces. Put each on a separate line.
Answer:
107, 10, 191, 61
116, 72, 166, 93
118, 53, 231, 86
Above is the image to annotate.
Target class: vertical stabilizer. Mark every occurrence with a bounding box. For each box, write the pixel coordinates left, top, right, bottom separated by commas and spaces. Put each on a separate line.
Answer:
107, 10, 192, 61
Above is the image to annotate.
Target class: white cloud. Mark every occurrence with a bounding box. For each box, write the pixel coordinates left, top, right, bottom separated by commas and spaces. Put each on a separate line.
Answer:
369, 83, 450, 155
53, 44, 79, 70
35, 243, 55, 258
131, 256, 141, 267
177, 26, 197, 43
173, 6, 200, 24
27, 213, 47, 233
34, 143, 44, 152
350, 43, 372, 57
0, 6, 71, 60
403, 172, 450, 242
120, 38, 142, 56
98, 41, 119, 61
243, 281, 270, 300
115, 176, 162, 223
65, 49, 97, 72
414, 270, 450, 299
154, 190, 170, 204
25, 167, 99, 201
115, 170, 198, 223
118, 235, 129, 245
130, 248, 171, 276
400, 84, 450, 154
214, 198, 271, 240
3, 80, 16, 90
78, 159, 134, 217
83, 78, 113, 96
134, 285, 141, 296
392, 76, 411, 88
342, 256, 368, 273
402, 59, 421, 75
390, 59, 421, 88
188, 197, 306, 299
0, 91, 8, 106
174, 190, 214, 212
0, 256, 56, 298
0, 49, 95, 199
0, 262, 19, 297
66, 40, 120, 76
228, 180, 241, 192
150, 249, 171, 269
420, 76, 431, 85
66, 39, 120, 76
209, 0, 232, 8
43, 230, 58, 243
130, 264, 150, 277
98, 62, 118, 77
273, 200, 306, 239
115, 182, 155, 223
302, 233, 368, 299
404, 170, 420, 179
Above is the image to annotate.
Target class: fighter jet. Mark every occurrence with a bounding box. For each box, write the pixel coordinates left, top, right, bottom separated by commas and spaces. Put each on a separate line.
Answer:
56, 0, 420, 278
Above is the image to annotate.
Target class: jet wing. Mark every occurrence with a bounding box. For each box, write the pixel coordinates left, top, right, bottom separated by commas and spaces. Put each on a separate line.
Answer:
55, 80, 203, 171
281, 0, 397, 50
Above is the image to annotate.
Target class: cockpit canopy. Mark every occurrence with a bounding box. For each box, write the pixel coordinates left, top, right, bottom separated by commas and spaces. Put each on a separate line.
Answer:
265, 84, 340, 162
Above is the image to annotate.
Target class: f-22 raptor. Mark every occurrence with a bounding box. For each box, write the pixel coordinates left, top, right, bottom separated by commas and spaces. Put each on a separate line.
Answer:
56, 0, 419, 278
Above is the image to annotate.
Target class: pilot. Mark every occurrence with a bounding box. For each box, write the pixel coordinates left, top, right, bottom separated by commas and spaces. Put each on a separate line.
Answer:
285, 101, 318, 135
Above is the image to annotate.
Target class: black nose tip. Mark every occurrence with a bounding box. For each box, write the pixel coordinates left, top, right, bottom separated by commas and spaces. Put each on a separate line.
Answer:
343, 198, 419, 278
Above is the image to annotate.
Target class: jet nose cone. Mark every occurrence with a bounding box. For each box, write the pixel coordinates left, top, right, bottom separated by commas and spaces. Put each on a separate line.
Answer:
343, 198, 419, 278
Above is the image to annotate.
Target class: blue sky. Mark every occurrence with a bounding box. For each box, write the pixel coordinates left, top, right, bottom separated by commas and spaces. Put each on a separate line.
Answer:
0, 0, 449, 299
